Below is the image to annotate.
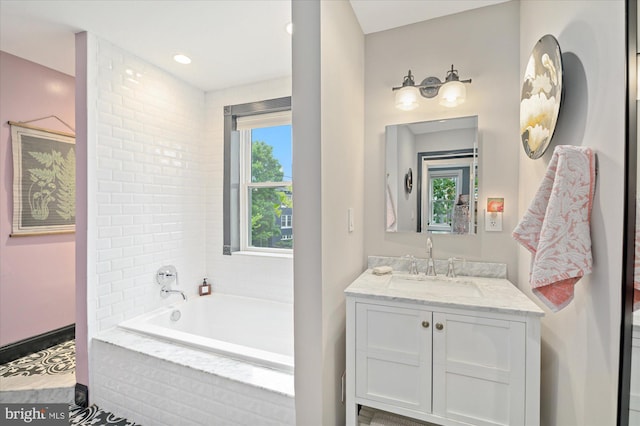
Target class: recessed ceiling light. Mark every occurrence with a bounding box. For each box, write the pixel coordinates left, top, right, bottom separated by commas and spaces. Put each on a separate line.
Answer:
285, 22, 293, 35
173, 54, 191, 65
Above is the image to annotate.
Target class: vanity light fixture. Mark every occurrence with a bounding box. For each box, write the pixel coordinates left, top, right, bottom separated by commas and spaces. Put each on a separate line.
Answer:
392, 65, 472, 110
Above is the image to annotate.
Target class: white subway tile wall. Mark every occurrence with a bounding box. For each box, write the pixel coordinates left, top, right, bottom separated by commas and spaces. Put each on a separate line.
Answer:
92, 340, 295, 426
91, 37, 206, 333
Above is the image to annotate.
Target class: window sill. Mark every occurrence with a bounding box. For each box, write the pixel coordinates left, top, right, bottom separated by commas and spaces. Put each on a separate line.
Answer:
233, 250, 293, 259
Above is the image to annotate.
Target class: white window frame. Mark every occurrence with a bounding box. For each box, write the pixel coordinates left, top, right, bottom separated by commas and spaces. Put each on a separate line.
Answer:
425, 166, 463, 233
281, 214, 292, 229
238, 111, 292, 253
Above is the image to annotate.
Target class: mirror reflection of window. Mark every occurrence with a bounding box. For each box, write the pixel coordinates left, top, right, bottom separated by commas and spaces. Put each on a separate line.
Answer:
385, 116, 478, 235
420, 155, 474, 234
427, 170, 461, 232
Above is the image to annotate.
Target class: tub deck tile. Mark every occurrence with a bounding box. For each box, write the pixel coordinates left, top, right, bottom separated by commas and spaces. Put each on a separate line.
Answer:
93, 328, 295, 398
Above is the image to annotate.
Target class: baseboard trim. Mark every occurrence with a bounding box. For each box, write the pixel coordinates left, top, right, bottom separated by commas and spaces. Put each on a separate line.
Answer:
0, 324, 75, 364
75, 383, 89, 407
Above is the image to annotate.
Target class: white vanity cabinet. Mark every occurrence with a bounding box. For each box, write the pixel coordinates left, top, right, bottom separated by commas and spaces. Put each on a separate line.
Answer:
345, 270, 544, 426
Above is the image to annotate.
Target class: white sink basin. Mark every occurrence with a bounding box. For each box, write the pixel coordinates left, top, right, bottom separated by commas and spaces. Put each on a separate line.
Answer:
389, 274, 483, 297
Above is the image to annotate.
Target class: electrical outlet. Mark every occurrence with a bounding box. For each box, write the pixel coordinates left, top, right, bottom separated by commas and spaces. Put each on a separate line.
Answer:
341, 371, 346, 403
485, 211, 503, 232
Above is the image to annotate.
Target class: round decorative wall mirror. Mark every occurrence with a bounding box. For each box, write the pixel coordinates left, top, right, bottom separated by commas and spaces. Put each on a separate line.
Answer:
405, 168, 413, 194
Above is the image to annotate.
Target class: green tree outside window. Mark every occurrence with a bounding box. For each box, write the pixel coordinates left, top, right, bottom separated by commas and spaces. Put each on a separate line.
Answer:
250, 140, 292, 248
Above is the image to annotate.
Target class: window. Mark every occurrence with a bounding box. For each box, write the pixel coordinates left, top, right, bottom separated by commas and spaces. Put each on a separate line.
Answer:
417, 148, 476, 234
281, 214, 292, 229
223, 97, 292, 255
427, 169, 462, 232
238, 111, 292, 252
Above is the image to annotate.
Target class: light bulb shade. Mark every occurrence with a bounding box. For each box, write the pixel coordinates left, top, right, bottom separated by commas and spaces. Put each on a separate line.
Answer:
439, 80, 466, 107
395, 86, 420, 111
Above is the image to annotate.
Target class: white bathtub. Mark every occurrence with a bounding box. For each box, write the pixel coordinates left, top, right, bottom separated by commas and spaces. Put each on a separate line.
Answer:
119, 293, 294, 373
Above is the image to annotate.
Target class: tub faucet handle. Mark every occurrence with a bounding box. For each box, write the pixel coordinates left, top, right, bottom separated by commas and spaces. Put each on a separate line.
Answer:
446, 257, 465, 278
157, 265, 178, 286
404, 255, 418, 275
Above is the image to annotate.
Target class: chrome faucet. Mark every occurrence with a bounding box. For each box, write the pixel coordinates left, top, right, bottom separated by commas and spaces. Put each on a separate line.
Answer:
446, 258, 456, 278
156, 265, 186, 301
426, 236, 437, 276
405, 255, 419, 275
161, 286, 187, 301
446, 257, 465, 278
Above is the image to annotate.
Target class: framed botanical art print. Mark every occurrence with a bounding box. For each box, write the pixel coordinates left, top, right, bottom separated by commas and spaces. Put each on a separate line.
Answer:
10, 122, 75, 236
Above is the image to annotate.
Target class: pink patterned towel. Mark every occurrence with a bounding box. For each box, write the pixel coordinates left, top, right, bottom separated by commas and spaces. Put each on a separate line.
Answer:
513, 145, 596, 312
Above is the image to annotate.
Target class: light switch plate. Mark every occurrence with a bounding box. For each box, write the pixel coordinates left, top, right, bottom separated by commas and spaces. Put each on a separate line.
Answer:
348, 208, 354, 233
485, 211, 503, 232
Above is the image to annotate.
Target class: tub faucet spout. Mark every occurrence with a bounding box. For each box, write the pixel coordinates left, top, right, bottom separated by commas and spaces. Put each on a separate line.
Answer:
161, 286, 187, 301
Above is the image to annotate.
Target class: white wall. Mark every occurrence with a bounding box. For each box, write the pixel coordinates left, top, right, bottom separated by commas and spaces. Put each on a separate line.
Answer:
364, 1, 521, 278
292, 0, 365, 424
385, 125, 399, 231
396, 125, 416, 232
415, 128, 476, 153
204, 77, 293, 304
319, 2, 365, 422
518, 2, 625, 424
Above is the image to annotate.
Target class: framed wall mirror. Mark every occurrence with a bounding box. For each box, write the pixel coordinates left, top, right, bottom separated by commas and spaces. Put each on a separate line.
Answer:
385, 115, 478, 234
618, 0, 638, 424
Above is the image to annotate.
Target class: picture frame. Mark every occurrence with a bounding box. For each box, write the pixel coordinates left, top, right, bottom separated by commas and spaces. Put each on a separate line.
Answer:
10, 122, 76, 236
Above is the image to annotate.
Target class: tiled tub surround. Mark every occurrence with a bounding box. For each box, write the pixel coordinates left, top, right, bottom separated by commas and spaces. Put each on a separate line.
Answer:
119, 293, 294, 372
92, 293, 295, 425
368, 255, 508, 279
90, 36, 206, 334
92, 329, 295, 426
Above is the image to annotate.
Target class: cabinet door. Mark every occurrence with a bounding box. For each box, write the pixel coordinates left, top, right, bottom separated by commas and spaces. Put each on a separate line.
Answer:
432, 312, 525, 426
355, 303, 432, 413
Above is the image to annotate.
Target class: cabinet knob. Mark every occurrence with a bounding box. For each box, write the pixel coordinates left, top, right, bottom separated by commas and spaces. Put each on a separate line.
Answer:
421, 321, 430, 328
435, 323, 444, 330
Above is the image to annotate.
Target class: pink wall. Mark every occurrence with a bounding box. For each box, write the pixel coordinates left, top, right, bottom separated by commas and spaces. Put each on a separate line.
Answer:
0, 51, 76, 346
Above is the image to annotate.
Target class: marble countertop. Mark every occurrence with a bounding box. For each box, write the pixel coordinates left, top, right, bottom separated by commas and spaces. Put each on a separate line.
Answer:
345, 269, 544, 317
